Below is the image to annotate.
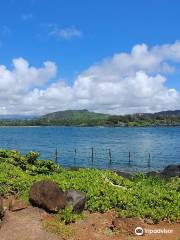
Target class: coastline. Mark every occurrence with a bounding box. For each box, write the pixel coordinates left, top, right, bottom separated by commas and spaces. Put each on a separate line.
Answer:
0, 124, 180, 128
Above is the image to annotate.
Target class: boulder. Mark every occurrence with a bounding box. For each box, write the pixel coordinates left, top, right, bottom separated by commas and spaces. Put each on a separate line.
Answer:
29, 180, 66, 212
161, 164, 180, 178
65, 189, 86, 213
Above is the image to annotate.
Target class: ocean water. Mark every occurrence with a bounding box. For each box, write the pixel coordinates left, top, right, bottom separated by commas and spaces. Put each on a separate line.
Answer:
0, 126, 180, 172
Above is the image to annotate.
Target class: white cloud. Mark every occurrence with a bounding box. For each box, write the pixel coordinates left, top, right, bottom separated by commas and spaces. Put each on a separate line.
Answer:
0, 58, 57, 115
49, 25, 82, 40
0, 41, 180, 115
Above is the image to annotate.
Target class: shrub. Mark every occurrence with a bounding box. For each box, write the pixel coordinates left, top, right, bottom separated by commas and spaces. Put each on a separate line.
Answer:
26, 151, 39, 164
57, 208, 84, 224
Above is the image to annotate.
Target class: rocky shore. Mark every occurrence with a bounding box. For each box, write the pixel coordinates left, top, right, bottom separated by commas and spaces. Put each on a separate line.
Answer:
116, 164, 180, 179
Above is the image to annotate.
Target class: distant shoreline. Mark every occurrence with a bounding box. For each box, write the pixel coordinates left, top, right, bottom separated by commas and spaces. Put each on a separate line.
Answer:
0, 124, 180, 128
0, 109, 180, 127
0, 125, 180, 128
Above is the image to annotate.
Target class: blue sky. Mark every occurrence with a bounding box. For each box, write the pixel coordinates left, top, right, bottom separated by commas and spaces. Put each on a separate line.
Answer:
0, 0, 180, 115
1, 0, 180, 86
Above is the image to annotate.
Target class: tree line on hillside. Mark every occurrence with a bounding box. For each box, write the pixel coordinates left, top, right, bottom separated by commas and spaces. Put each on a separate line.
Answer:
0, 113, 180, 126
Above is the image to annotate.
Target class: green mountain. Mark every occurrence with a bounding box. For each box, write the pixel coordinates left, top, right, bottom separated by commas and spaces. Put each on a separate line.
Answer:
41, 109, 109, 121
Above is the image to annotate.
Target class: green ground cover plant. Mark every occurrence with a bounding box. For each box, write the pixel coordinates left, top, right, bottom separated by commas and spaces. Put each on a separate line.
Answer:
0, 149, 179, 223
42, 217, 74, 238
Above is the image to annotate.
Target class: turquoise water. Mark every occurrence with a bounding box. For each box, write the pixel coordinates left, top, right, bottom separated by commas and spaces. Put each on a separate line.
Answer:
0, 126, 180, 172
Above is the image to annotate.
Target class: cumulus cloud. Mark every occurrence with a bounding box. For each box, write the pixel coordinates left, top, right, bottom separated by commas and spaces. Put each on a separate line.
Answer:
0, 41, 180, 115
0, 59, 57, 115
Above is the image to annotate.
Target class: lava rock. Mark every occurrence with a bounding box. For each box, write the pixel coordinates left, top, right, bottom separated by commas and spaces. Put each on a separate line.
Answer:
161, 164, 180, 178
29, 180, 66, 212
65, 189, 86, 213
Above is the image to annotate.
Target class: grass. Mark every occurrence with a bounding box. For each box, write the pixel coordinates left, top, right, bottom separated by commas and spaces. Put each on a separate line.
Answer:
42, 217, 74, 238
0, 149, 179, 223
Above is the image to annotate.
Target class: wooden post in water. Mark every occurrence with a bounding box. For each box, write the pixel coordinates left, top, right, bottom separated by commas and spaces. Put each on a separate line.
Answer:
55, 148, 58, 163
148, 153, 151, 168
108, 148, 112, 165
91, 147, 94, 164
128, 152, 131, 165
74, 148, 77, 165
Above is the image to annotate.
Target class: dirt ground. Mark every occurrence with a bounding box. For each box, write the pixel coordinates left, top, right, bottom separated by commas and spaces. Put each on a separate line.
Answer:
68, 211, 180, 240
0, 207, 62, 240
0, 207, 179, 240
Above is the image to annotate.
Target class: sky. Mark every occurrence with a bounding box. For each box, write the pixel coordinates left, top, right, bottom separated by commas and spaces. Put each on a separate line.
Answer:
0, 0, 180, 115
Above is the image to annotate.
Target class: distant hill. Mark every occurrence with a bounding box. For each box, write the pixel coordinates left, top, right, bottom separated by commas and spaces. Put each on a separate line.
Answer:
40, 109, 110, 121
154, 110, 180, 117
41, 109, 180, 120
134, 110, 180, 117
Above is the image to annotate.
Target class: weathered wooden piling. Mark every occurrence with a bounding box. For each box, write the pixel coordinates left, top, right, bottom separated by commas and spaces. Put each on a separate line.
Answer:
108, 148, 112, 164
55, 148, 58, 163
148, 153, 151, 168
91, 147, 94, 164
74, 148, 77, 165
128, 152, 131, 165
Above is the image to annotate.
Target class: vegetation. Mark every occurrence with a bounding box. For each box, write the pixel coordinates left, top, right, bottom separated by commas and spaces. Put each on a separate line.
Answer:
43, 217, 74, 238
41, 109, 109, 121
0, 109, 180, 126
0, 149, 179, 223
57, 208, 84, 224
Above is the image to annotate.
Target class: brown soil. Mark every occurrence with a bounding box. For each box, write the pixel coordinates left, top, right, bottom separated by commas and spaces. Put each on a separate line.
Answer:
0, 207, 62, 240
67, 211, 180, 240
0, 207, 179, 240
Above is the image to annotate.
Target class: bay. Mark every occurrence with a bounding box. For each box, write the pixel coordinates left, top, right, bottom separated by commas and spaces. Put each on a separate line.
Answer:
0, 126, 180, 172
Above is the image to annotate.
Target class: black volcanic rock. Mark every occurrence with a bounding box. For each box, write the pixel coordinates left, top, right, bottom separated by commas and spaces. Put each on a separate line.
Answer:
161, 164, 180, 178
65, 189, 86, 213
